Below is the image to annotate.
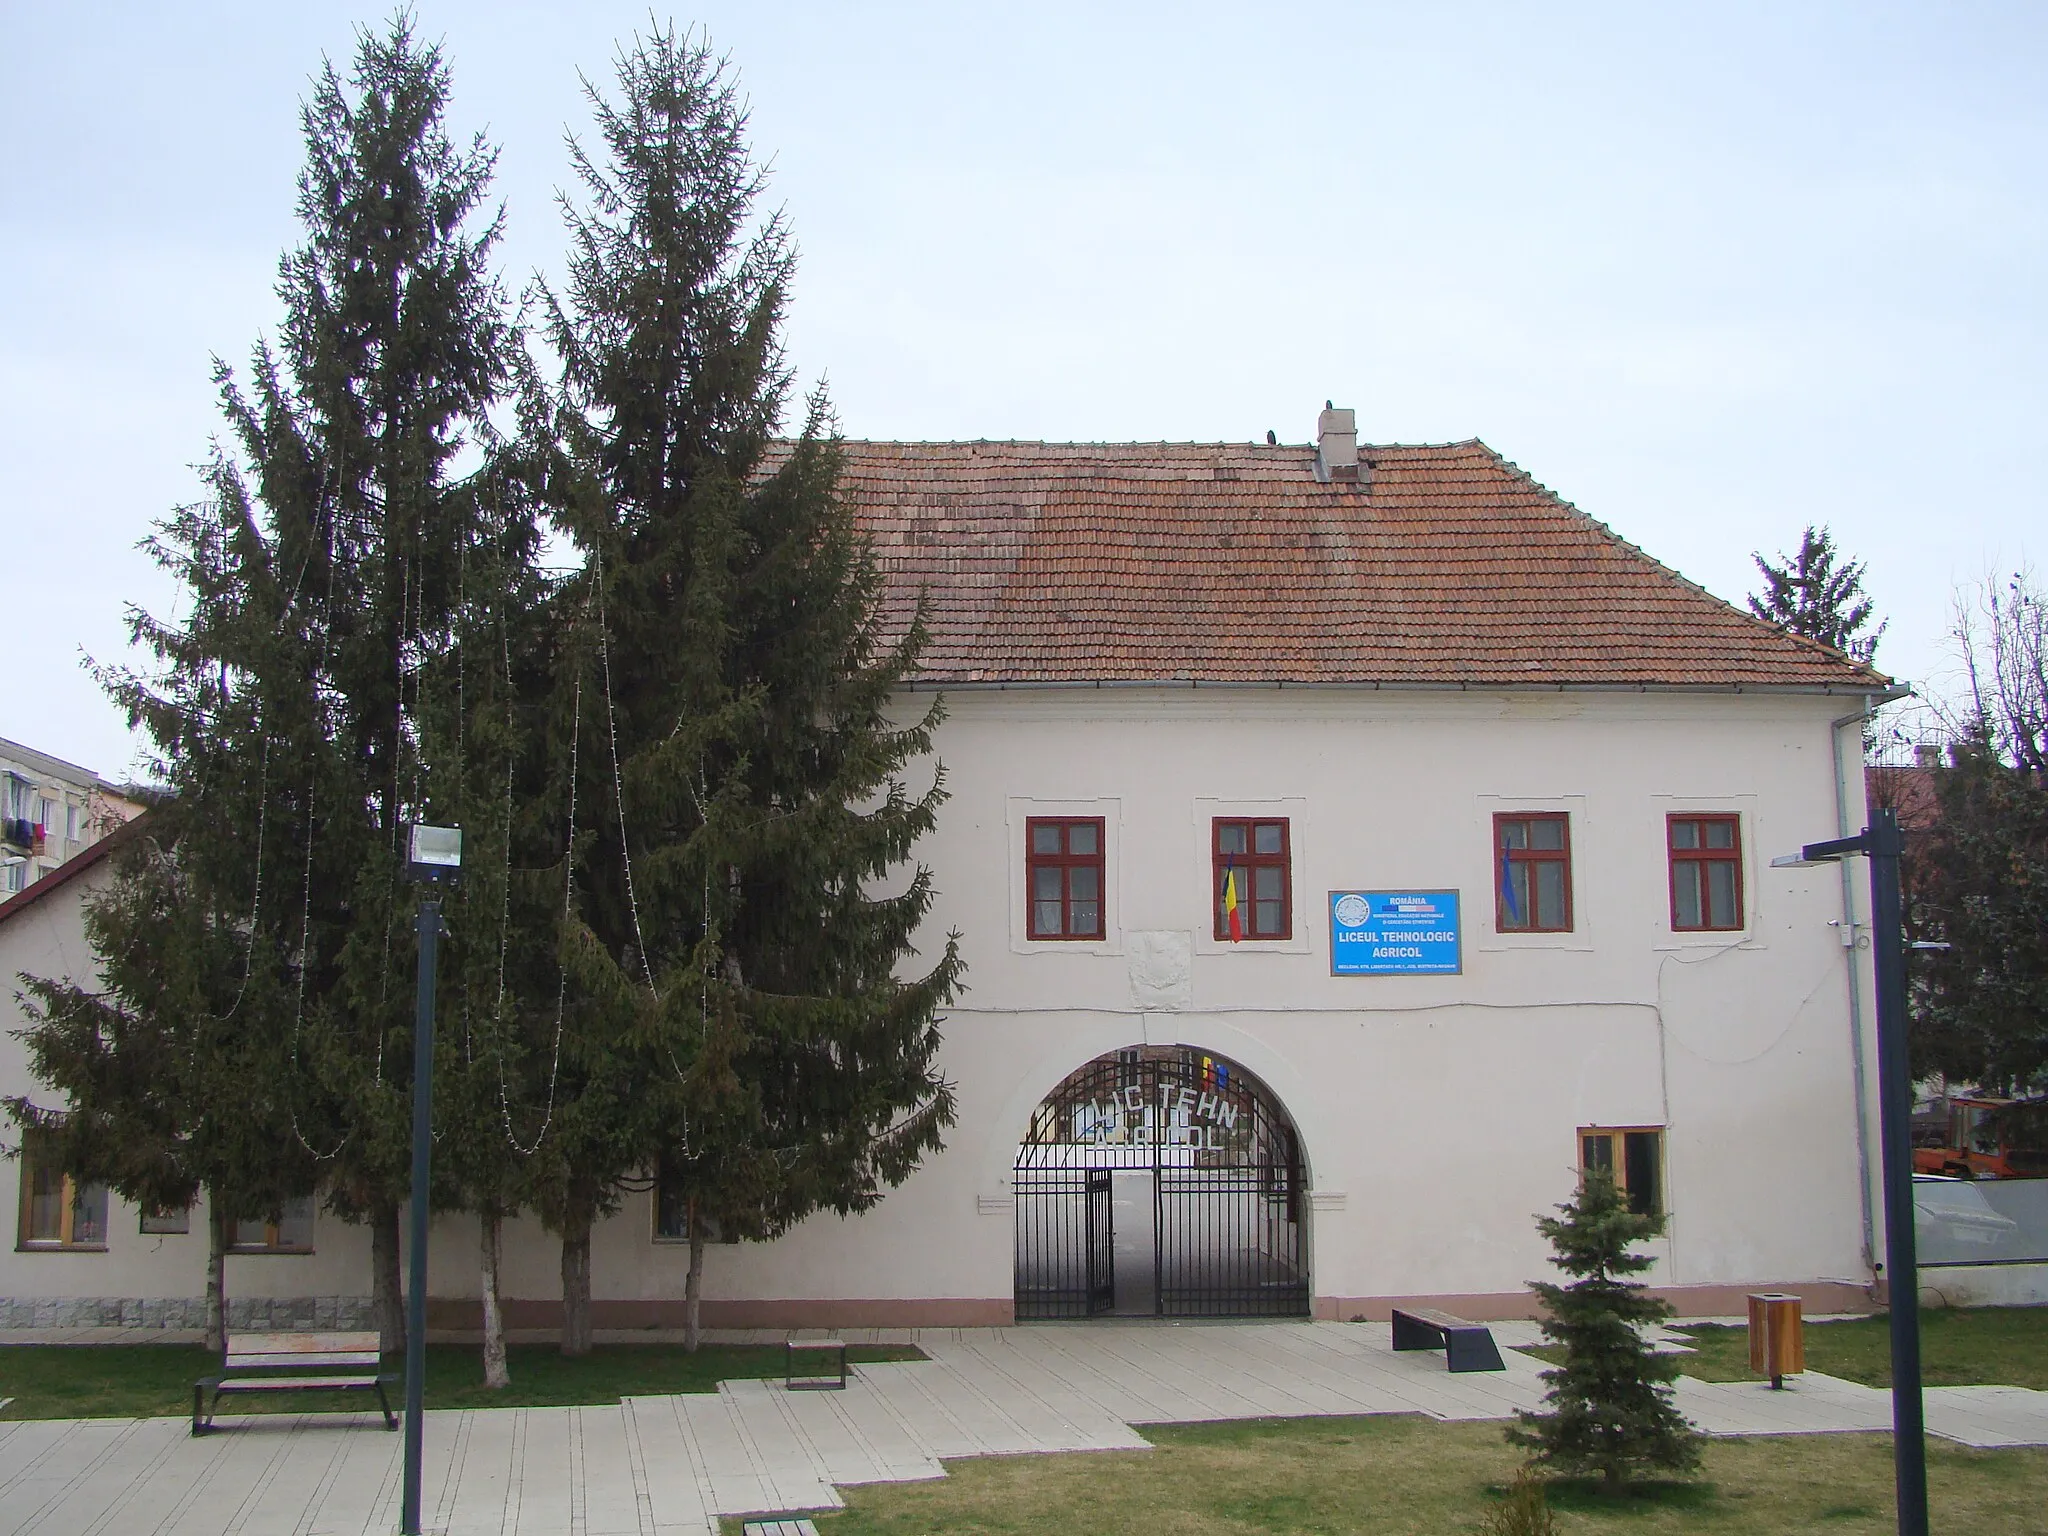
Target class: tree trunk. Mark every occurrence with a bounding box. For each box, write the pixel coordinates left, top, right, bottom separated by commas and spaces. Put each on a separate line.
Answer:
373, 1199, 406, 1354
684, 1205, 705, 1354
560, 1212, 593, 1357
481, 1208, 510, 1388
205, 1197, 228, 1354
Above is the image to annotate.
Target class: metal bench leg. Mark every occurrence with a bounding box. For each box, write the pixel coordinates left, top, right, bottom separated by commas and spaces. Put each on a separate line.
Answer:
192, 1383, 205, 1436
375, 1379, 397, 1430
1391, 1313, 1439, 1352
1445, 1328, 1506, 1372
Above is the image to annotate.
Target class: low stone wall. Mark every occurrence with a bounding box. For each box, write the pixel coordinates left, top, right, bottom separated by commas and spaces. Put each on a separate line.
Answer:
0, 1295, 375, 1330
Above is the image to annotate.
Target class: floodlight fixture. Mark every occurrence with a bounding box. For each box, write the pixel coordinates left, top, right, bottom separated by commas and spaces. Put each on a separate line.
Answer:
404, 823, 463, 884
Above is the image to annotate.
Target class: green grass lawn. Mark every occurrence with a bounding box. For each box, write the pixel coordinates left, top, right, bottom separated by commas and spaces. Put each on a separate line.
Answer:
751, 1415, 2048, 1536
1664, 1305, 2048, 1390
0, 1341, 922, 1421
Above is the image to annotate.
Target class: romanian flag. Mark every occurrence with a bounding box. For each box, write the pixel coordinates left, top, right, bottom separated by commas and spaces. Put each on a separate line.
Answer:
1223, 864, 1244, 942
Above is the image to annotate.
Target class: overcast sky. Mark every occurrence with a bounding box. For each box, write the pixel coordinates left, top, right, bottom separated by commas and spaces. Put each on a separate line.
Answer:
3, 2, 2040, 779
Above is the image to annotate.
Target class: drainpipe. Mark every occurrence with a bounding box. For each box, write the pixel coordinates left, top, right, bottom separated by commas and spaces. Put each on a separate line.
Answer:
1833, 697, 1880, 1285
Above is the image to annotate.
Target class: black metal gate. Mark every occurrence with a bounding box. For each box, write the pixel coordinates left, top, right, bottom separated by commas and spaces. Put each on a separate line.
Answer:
1012, 1165, 1114, 1318
1014, 1046, 1308, 1319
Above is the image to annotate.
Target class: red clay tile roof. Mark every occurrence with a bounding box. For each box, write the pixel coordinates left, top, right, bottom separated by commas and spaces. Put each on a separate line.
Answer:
821, 438, 1894, 692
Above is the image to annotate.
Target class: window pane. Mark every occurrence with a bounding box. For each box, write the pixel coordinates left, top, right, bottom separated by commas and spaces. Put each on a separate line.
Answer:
1498, 819, 1527, 851
233, 1217, 270, 1248
70, 1184, 108, 1245
1673, 865, 1702, 928
1254, 900, 1284, 935
1624, 1131, 1662, 1218
1531, 818, 1564, 850
1034, 867, 1062, 901
1069, 867, 1098, 901
1070, 900, 1100, 936
1253, 866, 1281, 901
1500, 863, 1530, 929
1068, 822, 1098, 856
276, 1197, 315, 1249
1253, 823, 1283, 855
1536, 861, 1566, 927
1670, 820, 1698, 850
1217, 823, 1247, 856
1705, 820, 1735, 849
1032, 824, 1061, 855
27, 1159, 64, 1242
1033, 901, 1064, 936
1582, 1134, 1614, 1174
1707, 861, 1739, 928
655, 1172, 688, 1239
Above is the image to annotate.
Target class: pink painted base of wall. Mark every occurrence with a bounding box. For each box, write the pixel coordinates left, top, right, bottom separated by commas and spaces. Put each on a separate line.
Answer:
1314, 1280, 1876, 1323
422, 1279, 1874, 1335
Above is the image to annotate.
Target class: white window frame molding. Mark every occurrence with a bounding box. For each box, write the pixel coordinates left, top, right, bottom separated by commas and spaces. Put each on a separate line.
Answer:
1473, 793, 1595, 952
1650, 792, 1763, 950
1192, 795, 1314, 957
1006, 796, 1124, 956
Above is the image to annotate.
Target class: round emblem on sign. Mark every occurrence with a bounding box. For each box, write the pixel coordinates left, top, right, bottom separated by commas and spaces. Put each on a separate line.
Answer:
1334, 894, 1371, 928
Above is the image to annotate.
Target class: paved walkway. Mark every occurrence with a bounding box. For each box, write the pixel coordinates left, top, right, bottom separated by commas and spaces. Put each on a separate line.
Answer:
7, 1321, 2048, 1535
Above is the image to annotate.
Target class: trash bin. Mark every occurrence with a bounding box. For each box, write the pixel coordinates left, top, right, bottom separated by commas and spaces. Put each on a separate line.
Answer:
1747, 1292, 1804, 1389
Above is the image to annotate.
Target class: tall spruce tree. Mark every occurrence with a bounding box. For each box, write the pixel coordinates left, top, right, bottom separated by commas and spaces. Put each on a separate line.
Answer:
532, 25, 962, 1352
1509, 1171, 1701, 1490
10, 15, 524, 1354
272, 16, 523, 1354
1747, 525, 1887, 663
1905, 572, 2048, 1136
1908, 733, 2048, 1111
411, 439, 556, 1388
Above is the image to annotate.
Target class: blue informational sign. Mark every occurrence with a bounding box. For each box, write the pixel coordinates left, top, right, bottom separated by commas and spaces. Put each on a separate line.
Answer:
1329, 890, 1463, 975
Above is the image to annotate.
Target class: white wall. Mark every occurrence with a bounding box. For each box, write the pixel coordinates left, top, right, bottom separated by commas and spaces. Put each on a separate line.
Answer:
607, 686, 1882, 1317
3, 686, 1882, 1324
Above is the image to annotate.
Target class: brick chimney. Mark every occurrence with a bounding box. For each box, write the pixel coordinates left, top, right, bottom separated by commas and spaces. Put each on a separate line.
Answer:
1314, 402, 1361, 485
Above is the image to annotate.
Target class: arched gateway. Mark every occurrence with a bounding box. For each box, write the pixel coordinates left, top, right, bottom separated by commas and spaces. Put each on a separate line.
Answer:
1013, 1045, 1308, 1319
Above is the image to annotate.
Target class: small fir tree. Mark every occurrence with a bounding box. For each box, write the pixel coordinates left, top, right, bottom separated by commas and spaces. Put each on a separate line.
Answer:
1747, 524, 1886, 663
1508, 1170, 1701, 1490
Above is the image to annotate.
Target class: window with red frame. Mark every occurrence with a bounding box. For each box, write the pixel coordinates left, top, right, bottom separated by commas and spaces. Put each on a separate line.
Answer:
1213, 818, 1290, 939
1668, 813, 1742, 931
1494, 812, 1572, 932
1027, 818, 1105, 939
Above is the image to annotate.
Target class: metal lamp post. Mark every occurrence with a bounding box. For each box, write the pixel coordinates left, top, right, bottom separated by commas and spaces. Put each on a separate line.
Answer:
400, 823, 461, 1536
1772, 806, 1924, 1536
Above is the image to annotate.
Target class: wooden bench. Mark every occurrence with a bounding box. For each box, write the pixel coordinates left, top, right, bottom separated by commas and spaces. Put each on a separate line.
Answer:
192, 1330, 399, 1434
784, 1336, 848, 1391
1389, 1307, 1506, 1372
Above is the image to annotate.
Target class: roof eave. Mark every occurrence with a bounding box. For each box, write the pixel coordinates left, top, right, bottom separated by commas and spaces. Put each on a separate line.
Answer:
897, 677, 1912, 700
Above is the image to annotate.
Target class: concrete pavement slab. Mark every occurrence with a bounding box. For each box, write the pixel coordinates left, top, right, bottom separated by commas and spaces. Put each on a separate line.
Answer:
10, 1319, 2048, 1535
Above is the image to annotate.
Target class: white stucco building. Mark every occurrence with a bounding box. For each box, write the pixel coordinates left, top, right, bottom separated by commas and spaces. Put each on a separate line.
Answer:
3, 416, 1901, 1331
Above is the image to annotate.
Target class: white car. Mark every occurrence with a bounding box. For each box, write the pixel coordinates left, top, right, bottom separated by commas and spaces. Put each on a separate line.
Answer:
1913, 1173, 2021, 1248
